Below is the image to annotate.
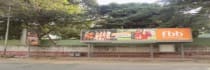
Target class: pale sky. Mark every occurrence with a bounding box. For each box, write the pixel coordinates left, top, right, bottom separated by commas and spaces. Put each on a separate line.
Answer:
97, 0, 159, 5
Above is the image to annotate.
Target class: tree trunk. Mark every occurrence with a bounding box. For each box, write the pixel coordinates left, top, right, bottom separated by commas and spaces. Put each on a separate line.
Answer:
21, 28, 27, 45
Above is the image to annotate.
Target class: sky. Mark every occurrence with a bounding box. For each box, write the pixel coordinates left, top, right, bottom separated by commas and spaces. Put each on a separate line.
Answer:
97, 0, 159, 5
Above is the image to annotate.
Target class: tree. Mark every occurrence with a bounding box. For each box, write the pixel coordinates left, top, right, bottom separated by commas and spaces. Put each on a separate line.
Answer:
0, 0, 98, 40
160, 0, 210, 37
97, 3, 162, 29
0, 0, 83, 41
53, 0, 98, 39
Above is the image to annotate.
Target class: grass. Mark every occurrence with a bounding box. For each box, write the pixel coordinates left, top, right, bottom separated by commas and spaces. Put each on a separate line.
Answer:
56, 40, 86, 46
0, 40, 22, 46
184, 38, 210, 47
0, 38, 210, 47
0, 40, 87, 46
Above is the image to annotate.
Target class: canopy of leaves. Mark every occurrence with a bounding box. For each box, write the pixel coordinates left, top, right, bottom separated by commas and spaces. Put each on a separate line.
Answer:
97, 3, 162, 28
160, 0, 210, 37
0, 0, 97, 39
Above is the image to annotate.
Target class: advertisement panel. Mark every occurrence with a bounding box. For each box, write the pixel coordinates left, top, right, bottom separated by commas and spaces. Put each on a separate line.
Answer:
27, 31, 39, 46
81, 29, 156, 41
81, 28, 192, 43
156, 28, 192, 42
81, 29, 116, 41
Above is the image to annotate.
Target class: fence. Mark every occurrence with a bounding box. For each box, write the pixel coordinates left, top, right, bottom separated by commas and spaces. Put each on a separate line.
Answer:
0, 45, 210, 58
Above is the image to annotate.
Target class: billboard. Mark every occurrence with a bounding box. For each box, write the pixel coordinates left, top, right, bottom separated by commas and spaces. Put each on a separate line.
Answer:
81, 28, 193, 43
156, 28, 192, 42
27, 31, 39, 46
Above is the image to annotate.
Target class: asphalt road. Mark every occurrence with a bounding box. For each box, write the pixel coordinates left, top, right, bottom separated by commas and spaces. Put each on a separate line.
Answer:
0, 62, 209, 70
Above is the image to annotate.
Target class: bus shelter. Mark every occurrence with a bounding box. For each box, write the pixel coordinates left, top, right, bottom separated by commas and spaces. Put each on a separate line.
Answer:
81, 28, 193, 59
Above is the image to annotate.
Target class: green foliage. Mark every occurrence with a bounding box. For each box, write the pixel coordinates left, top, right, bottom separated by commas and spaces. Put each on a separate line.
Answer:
0, 0, 82, 38
29, 0, 81, 14
184, 38, 210, 47
40, 40, 54, 47
0, 0, 98, 39
0, 40, 21, 46
56, 20, 93, 39
160, 0, 210, 37
98, 3, 162, 28
97, 1, 210, 38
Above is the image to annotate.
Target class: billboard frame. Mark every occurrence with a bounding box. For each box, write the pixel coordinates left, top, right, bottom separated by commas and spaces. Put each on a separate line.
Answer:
80, 28, 193, 44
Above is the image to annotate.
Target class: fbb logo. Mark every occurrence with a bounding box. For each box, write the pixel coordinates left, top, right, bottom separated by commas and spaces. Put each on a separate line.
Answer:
162, 31, 184, 37
156, 28, 192, 41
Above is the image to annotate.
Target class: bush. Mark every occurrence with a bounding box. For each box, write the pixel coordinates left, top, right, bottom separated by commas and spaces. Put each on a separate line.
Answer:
40, 40, 54, 47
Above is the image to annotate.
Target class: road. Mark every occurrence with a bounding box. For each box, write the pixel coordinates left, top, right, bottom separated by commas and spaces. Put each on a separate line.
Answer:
0, 62, 209, 70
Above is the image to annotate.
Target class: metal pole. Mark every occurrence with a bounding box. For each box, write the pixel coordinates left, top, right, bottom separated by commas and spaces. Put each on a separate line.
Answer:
3, 5, 11, 55
181, 43, 185, 59
25, 30, 31, 57
91, 44, 94, 57
88, 44, 91, 57
150, 44, 154, 59
27, 40, 31, 57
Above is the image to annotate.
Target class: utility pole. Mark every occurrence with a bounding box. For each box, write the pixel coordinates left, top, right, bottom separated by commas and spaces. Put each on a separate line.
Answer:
3, 5, 11, 55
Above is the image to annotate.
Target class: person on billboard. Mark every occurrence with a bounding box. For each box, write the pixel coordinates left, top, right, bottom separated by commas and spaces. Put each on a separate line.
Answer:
134, 29, 142, 40
141, 30, 152, 40
102, 31, 106, 40
84, 31, 95, 40
99, 31, 103, 40
134, 29, 152, 40
94, 31, 99, 40
84, 32, 89, 40
106, 30, 111, 40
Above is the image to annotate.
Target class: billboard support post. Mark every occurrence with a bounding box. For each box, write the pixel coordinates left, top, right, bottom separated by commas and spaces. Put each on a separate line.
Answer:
88, 44, 93, 57
181, 43, 185, 59
88, 44, 91, 57
27, 41, 31, 57
91, 44, 94, 57
150, 44, 154, 59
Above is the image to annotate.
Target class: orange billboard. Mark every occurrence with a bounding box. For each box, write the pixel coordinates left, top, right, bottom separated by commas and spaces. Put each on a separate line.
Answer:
156, 28, 193, 42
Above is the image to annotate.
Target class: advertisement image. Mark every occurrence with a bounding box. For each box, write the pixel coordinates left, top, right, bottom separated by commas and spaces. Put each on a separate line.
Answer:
115, 29, 132, 40
82, 29, 116, 41
27, 31, 39, 46
132, 29, 156, 40
81, 29, 156, 41
81, 28, 192, 43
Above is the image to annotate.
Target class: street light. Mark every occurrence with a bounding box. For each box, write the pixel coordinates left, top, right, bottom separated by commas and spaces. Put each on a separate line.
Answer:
3, 5, 11, 55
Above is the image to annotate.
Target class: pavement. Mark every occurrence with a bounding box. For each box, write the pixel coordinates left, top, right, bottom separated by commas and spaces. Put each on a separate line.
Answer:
0, 57, 210, 70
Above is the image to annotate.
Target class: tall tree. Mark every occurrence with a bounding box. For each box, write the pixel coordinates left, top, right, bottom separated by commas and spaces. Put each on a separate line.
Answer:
54, 0, 99, 39
159, 0, 210, 37
0, 0, 98, 40
0, 0, 83, 40
97, 3, 162, 29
